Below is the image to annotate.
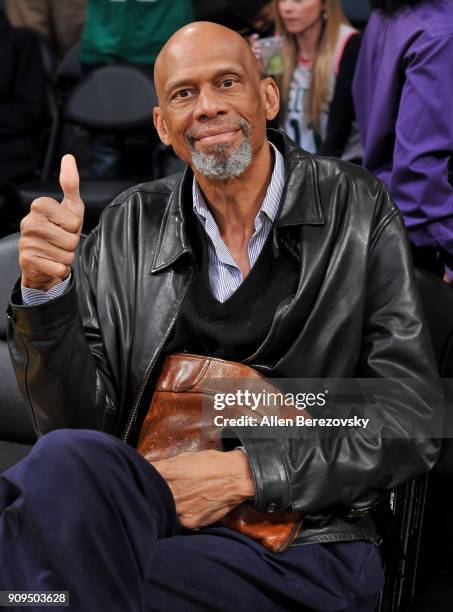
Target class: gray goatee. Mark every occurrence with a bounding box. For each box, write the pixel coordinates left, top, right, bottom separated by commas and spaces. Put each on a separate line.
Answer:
187, 119, 252, 181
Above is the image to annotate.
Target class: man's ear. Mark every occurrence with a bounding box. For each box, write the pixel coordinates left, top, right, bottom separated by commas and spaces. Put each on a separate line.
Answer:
153, 107, 171, 146
261, 77, 280, 121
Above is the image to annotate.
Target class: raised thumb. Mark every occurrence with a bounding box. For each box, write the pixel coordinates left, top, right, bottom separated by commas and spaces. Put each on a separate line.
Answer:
59, 154, 82, 212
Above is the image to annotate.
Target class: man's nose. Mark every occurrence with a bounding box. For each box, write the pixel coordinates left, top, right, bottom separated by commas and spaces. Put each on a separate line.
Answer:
193, 86, 226, 120
279, 0, 293, 14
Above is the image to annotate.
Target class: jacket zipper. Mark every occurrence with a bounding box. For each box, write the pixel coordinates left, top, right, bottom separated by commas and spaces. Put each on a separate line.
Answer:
121, 267, 194, 443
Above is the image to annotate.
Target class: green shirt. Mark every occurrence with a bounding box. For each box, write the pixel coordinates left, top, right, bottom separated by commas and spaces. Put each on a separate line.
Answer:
80, 0, 194, 66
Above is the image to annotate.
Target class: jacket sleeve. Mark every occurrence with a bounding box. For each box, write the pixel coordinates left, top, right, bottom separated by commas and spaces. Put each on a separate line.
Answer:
7, 229, 119, 436
234, 188, 442, 515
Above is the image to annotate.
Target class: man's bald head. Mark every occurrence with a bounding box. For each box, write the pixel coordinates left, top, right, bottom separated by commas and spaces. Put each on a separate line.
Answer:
154, 22, 261, 103
152, 21, 280, 181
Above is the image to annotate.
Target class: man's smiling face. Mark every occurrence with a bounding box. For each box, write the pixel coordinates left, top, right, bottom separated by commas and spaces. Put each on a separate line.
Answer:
153, 22, 279, 181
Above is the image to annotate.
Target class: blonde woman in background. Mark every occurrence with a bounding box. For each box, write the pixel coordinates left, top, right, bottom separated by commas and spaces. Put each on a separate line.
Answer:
252, 0, 362, 161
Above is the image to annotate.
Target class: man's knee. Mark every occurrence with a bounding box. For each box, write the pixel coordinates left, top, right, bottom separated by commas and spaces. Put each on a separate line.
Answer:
1, 430, 134, 513
0, 431, 114, 523
31, 429, 163, 494
4, 428, 174, 531
35, 428, 117, 462
27, 429, 127, 481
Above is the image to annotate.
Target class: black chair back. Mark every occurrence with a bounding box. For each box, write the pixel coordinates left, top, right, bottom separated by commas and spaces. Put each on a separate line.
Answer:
0, 233, 21, 341
0, 233, 36, 444
65, 65, 157, 132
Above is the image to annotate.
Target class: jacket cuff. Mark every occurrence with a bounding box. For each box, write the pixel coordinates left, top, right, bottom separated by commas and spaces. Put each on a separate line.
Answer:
8, 273, 78, 336
223, 427, 292, 513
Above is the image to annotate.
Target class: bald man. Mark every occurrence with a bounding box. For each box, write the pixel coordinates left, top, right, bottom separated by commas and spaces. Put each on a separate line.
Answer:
2, 22, 439, 612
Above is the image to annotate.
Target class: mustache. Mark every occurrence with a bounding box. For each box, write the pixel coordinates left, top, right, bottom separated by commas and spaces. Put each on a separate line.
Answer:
185, 118, 250, 143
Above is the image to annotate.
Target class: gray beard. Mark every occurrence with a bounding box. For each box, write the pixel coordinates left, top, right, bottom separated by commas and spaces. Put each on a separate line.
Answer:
189, 125, 253, 181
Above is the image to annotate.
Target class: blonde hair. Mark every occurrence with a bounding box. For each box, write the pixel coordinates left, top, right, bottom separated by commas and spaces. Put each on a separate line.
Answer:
274, 0, 349, 131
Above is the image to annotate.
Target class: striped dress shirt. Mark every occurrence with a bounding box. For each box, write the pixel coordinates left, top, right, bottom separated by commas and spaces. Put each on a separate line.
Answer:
192, 142, 284, 302
22, 143, 285, 306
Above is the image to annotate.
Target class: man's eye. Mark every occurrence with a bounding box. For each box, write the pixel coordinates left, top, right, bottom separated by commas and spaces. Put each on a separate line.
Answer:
176, 89, 192, 99
221, 79, 235, 88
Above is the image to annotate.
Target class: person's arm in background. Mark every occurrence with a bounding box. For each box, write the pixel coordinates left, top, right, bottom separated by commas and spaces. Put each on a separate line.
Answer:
320, 33, 361, 158
0, 28, 46, 138
390, 31, 453, 282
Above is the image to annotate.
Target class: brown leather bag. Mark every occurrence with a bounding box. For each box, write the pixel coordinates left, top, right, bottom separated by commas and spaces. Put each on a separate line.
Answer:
137, 353, 305, 553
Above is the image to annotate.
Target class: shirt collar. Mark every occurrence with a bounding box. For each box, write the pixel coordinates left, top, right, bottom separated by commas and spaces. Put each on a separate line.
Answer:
192, 141, 285, 227
151, 129, 324, 275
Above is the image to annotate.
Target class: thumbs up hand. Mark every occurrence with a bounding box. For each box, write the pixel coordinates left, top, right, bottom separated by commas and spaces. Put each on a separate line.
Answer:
20, 155, 85, 292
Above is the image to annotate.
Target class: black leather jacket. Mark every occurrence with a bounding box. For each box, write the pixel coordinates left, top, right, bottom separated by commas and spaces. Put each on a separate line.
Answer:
7, 130, 440, 546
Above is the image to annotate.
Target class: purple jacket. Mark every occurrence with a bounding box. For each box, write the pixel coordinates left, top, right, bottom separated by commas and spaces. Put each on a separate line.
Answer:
353, 0, 453, 272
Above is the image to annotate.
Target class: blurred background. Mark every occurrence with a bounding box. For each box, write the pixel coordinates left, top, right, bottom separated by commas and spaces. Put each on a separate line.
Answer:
0, 0, 370, 235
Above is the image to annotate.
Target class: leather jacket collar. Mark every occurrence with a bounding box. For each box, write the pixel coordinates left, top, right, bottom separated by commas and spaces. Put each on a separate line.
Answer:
151, 130, 324, 274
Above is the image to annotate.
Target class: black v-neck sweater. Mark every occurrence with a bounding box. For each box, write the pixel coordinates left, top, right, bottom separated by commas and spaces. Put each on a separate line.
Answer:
164, 219, 299, 362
